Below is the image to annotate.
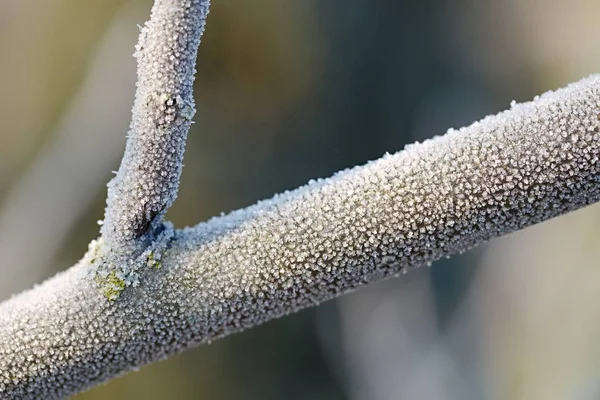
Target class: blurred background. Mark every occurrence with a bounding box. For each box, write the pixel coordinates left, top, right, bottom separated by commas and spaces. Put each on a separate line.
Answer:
1, 0, 600, 399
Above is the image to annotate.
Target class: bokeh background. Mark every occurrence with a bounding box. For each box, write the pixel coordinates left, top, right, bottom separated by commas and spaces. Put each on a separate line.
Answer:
1, 0, 600, 399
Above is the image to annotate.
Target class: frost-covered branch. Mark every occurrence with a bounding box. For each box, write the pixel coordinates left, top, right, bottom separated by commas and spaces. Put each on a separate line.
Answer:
101, 0, 210, 255
1, 74, 600, 398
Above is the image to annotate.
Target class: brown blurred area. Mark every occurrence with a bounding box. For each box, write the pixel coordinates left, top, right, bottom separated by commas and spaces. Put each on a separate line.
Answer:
1, 0, 600, 399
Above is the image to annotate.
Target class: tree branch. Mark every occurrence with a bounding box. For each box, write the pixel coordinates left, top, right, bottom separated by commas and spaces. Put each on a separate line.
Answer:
1, 72, 600, 397
2, 0, 600, 397
101, 0, 210, 255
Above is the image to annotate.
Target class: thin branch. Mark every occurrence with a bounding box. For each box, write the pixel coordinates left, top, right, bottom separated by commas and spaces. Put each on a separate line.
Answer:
101, 0, 210, 255
1, 74, 600, 398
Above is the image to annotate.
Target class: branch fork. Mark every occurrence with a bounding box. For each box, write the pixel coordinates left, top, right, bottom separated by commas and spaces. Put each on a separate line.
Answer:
1, 0, 600, 398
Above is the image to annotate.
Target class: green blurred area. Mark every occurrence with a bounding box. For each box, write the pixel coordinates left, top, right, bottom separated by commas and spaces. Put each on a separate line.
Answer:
1, 0, 600, 399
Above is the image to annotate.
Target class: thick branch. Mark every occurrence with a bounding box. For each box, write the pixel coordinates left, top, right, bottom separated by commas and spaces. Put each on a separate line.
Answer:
1, 75, 600, 399
101, 0, 210, 255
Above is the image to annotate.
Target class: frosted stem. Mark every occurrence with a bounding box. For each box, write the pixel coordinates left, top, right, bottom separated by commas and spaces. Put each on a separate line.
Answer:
1, 75, 600, 399
101, 0, 210, 255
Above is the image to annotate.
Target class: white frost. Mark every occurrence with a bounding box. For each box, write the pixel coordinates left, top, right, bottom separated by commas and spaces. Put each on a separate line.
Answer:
1, 73, 600, 398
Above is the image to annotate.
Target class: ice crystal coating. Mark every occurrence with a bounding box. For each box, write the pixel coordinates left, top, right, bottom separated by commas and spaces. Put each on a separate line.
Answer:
92, 222, 174, 300
1, 75, 600, 399
101, 0, 210, 255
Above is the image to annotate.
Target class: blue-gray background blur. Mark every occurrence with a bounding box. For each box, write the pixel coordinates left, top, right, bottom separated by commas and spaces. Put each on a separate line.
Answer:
1, 1, 600, 399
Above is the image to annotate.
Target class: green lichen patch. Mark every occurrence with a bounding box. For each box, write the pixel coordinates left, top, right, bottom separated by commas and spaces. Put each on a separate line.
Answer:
87, 222, 174, 301
95, 270, 126, 301
147, 251, 163, 269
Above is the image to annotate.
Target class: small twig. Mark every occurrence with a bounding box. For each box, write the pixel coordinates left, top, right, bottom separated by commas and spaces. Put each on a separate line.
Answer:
101, 0, 210, 255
